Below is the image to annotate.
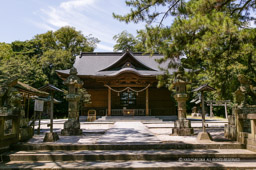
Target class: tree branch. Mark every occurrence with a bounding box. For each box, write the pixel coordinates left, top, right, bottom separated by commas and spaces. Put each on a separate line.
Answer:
158, 0, 181, 27
231, 0, 253, 15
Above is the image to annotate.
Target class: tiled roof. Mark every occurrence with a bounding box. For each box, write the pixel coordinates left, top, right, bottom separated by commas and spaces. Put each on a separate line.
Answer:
56, 51, 176, 77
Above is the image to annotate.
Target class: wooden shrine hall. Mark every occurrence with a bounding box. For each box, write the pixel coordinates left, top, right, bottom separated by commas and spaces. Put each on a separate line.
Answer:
56, 51, 176, 116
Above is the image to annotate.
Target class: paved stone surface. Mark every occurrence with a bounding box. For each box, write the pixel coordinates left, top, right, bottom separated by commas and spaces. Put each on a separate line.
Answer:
97, 122, 161, 144
27, 118, 235, 145
2, 160, 256, 169
28, 134, 100, 144
9, 149, 256, 156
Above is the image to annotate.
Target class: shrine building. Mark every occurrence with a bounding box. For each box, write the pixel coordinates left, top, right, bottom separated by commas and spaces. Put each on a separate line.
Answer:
56, 51, 176, 116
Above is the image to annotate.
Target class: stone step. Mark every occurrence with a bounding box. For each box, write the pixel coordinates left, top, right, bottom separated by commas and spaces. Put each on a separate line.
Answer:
3, 149, 256, 162
95, 116, 163, 122
1, 160, 256, 169
11, 143, 245, 151
248, 145, 256, 152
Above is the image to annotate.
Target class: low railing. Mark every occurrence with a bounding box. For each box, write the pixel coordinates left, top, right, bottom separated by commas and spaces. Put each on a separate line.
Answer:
110, 109, 151, 116
230, 106, 256, 151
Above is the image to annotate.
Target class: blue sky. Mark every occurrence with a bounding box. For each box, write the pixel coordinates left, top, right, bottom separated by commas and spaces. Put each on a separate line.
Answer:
0, 0, 146, 52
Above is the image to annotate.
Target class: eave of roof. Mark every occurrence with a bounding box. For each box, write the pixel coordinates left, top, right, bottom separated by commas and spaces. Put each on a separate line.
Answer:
39, 84, 63, 93
16, 81, 49, 97
192, 84, 216, 92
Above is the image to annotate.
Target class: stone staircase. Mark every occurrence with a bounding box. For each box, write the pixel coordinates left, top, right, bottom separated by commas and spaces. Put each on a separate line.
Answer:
1, 143, 256, 169
95, 116, 163, 122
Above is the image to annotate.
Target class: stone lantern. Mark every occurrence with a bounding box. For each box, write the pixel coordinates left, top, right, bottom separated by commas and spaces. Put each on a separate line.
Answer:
172, 66, 194, 136
61, 67, 84, 136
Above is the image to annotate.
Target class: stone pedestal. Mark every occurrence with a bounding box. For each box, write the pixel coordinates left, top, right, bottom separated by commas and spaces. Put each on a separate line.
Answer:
224, 114, 236, 140
19, 111, 33, 142
61, 119, 82, 136
197, 131, 212, 141
172, 119, 194, 136
43, 132, 59, 142
19, 127, 33, 142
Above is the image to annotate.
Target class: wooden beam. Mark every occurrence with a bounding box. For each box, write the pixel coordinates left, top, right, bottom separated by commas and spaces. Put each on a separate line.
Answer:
108, 87, 111, 116
207, 104, 231, 106
146, 88, 149, 116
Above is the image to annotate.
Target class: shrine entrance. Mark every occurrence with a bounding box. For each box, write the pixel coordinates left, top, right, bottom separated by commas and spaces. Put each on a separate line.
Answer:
105, 84, 150, 116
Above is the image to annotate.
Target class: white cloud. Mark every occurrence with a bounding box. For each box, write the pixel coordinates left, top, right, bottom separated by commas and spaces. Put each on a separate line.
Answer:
96, 44, 113, 52
34, 22, 56, 31
60, 0, 96, 11
33, 0, 146, 51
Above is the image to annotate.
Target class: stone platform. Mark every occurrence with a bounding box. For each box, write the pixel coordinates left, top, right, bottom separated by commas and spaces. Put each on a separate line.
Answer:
1, 119, 255, 169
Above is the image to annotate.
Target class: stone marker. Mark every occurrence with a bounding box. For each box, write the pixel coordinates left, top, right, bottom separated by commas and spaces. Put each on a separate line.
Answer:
61, 67, 83, 136
172, 66, 194, 136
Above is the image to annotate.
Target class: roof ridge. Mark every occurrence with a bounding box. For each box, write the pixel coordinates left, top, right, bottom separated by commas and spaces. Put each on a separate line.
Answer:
80, 52, 161, 58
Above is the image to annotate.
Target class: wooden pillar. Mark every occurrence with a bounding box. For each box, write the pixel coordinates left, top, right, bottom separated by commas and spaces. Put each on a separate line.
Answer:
27, 94, 30, 118
37, 112, 41, 135
224, 102, 228, 119
33, 110, 36, 133
146, 88, 149, 116
201, 91, 206, 132
50, 92, 54, 133
210, 102, 213, 118
108, 87, 111, 116
251, 119, 256, 140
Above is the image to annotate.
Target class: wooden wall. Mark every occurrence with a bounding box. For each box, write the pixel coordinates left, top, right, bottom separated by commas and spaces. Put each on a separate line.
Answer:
82, 87, 176, 116
148, 88, 176, 116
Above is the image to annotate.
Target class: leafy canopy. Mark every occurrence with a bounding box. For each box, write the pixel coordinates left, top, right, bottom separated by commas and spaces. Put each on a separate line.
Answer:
113, 0, 256, 105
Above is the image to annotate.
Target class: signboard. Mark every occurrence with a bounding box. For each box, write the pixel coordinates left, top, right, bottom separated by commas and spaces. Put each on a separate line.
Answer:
34, 99, 44, 112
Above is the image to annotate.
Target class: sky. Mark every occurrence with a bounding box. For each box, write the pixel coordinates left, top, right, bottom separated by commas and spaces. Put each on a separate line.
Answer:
0, 0, 146, 52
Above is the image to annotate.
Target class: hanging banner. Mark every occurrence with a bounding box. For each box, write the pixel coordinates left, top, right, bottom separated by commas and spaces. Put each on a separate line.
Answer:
34, 99, 44, 112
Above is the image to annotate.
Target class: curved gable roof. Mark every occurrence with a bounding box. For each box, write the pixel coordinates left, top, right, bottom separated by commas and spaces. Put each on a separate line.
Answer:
99, 51, 156, 71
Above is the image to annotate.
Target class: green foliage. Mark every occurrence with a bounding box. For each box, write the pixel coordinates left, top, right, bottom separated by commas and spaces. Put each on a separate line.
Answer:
113, 30, 147, 52
0, 43, 13, 60
114, 0, 256, 115
0, 26, 99, 117
35, 26, 100, 56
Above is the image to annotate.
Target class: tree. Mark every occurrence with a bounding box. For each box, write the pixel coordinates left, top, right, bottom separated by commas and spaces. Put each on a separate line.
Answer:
35, 26, 100, 56
113, 0, 256, 108
113, 31, 138, 52
0, 43, 13, 60
0, 26, 100, 117
113, 30, 148, 52
0, 54, 48, 87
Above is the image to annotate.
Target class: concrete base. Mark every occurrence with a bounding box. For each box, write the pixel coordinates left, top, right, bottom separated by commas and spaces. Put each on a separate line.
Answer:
172, 119, 194, 136
172, 128, 194, 136
197, 132, 212, 141
61, 119, 82, 136
61, 129, 82, 136
43, 132, 59, 142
